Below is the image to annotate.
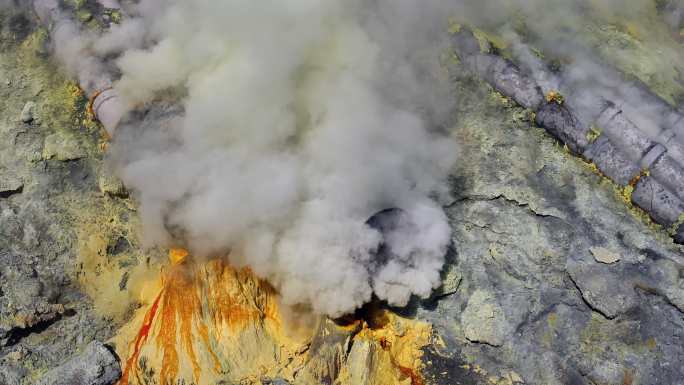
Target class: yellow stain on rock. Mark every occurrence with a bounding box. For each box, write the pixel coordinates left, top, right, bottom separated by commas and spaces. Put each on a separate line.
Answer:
67, 192, 158, 323
337, 309, 432, 385
547, 312, 558, 329
545, 90, 565, 105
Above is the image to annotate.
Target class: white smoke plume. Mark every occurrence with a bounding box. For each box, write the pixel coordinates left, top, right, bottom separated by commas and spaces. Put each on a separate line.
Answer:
103, 0, 457, 316
29, 0, 681, 316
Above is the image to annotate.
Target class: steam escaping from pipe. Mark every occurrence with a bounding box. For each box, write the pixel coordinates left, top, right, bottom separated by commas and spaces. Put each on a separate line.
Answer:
32, 0, 124, 136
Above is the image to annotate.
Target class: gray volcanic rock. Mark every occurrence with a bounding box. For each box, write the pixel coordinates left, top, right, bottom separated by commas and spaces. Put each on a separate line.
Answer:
20, 101, 35, 123
42, 133, 86, 161
0, 252, 66, 347
35, 341, 120, 385
296, 318, 362, 384
461, 290, 507, 347
0, 362, 26, 385
97, 165, 127, 198
566, 261, 637, 319
0, 7, 127, 384
0, 172, 23, 197
412, 67, 684, 385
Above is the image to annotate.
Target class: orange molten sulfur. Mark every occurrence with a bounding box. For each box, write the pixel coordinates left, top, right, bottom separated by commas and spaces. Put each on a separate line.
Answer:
117, 290, 163, 385
168, 247, 189, 265
116, 249, 279, 385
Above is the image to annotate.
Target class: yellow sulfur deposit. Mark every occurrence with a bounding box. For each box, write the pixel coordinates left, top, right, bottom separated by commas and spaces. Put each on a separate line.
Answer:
113, 251, 288, 385
545, 90, 565, 105
111, 249, 433, 385
168, 247, 189, 265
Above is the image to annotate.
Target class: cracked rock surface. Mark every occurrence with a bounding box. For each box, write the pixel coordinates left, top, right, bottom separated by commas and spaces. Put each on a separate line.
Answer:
1, 9, 125, 384
35, 341, 121, 385
412, 69, 684, 385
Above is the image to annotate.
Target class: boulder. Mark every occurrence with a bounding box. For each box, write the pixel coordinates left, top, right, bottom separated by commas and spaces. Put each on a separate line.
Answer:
36, 341, 121, 385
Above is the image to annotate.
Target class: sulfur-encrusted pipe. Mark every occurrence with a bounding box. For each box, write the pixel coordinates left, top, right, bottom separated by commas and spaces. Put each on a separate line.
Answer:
535, 102, 590, 154
32, 0, 124, 136
649, 154, 684, 201
90, 88, 123, 136
583, 136, 642, 186
453, 29, 544, 110
452, 27, 684, 241
661, 0, 684, 32
632, 176, 684, 227
595, 103, 656, 162
658, 122, 684, 163
592, 103, 684, 202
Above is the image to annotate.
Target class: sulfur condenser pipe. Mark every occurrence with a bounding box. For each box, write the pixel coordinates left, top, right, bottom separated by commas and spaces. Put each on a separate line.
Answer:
97, 0, 121, 9
32, 0, 124, 136
452, 28, 684, 240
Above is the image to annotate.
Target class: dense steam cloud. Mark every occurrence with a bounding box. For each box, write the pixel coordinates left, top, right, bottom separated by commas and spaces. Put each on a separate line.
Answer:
30, 0, 683, 315
104, 0, 457, 316
0, 0, 14, 10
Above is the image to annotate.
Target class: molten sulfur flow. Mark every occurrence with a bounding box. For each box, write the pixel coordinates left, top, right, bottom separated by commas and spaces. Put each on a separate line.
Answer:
115, 249, 286, 385
113, 249, 432, 385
